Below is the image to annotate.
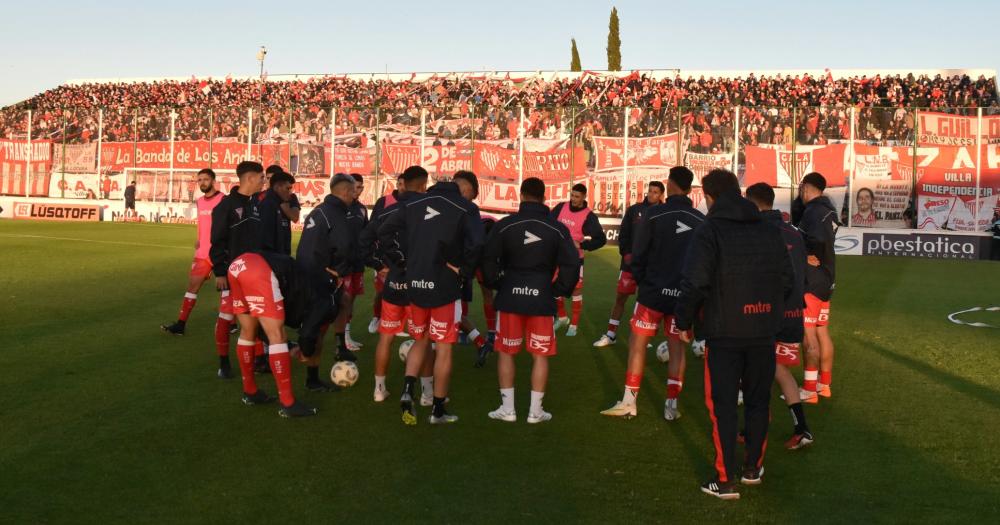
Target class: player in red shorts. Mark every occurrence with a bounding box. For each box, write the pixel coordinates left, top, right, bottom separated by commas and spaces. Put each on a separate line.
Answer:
227, 252, 316, 417
452, 171, 494, 366
365, 173, 405, 334
378, 168, 484, 425
602, 167, 703, 419
327, 173, 369, 358
359, 167, 428, 402
797, 173, 838, 404
481, 177, 580, 423
747, 183, 814, 449
551, 184, 607, 336
160, 169, 236, 378
593, 180, 664, 347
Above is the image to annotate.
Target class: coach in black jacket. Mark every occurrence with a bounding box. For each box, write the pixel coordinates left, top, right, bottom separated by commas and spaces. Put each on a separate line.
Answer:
259, 171, 297, 256
674, 169, 793, 500
294, 174, 356, 390
378, 175, 485, 425
210, 161, 265, 287
481, 177, 580, 423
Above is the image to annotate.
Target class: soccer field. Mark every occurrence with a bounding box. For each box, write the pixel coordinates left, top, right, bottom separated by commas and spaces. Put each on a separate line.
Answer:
1, 220, 998, 524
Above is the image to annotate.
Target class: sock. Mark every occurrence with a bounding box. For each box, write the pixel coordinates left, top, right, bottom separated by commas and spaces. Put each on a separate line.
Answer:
336, 332, 347, 354
375, 375, 386, 392
402, 375, 417, 398
500, 387, 515, 412
530, 390, 545, 414
789, 402, 808, 434
571, 296, 583, 326
214, 315, 232, 356
236, 338, 258, 394
803, 367, 819, 392
307, 366, 319, 383
177, 292, 197, 322
484, 303, 497, 332
254, 339, 265, 357
268, 343, 294, 406
432, 396, 447, 417
819, 371, 832, 386
607, 318, 620, 338
666, 376, 683, 400
461, 301, 469, 318
469, 329, 485, 348
373, 298, 382, 318
346, 321, 352, 340
557, 299, 567, 319
623, 373, 642, 405
420, 376, 434, 397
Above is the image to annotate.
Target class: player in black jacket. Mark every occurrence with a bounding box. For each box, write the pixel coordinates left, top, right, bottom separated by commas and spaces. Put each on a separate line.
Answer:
593, 180, 664, 348
294, 174, 357, 391
674, 169, 793, 500
333, 173, 369, 352
362, 173, 405, 334
601, 167, 704, 420
481, 177, 580, 423
551, 184, 607, 336
378, 176, 485, 425
452, 170, 494, 366
258, 171, 298, 256
746, 183, 814, 450
797, 172, 838, 404
366, 167, 429, 403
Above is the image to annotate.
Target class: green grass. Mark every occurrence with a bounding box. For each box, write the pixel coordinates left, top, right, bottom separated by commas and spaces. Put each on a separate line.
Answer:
1, 220, 999, 524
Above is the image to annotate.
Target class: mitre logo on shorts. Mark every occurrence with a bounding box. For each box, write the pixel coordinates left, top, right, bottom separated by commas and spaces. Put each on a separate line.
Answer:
229, 258, 247, 278
660, 287, 680, 297
429, 319, 449, 339
388, 281, 408, 291
635, 319, 658, 331
528, 334, 551, 353
410, 279, 435, 289
511, 285, 540, 296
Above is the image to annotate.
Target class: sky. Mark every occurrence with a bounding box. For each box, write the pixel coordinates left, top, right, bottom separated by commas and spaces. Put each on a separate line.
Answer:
2, 0, 998, 106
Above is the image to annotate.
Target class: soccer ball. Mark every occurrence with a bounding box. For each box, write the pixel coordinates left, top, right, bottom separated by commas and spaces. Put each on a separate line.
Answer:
691, 339, 706, 358
655, 341, 670, 362
398, 339, 415, 362
330, 361, 359, 387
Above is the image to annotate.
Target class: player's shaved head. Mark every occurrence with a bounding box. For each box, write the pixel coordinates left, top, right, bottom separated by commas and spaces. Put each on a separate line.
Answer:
520, 177, 545, 203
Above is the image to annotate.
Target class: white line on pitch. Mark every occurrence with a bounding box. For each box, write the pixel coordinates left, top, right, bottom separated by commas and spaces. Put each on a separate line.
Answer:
0, 233, 189, 250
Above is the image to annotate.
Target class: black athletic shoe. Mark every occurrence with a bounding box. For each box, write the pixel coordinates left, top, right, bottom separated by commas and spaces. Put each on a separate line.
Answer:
740, 466, 764, 485
217, 363, 234, 380
160, 321, 185, 336
306, 379, 341, 393
400, 394, 417, 426
278, 401, 318, 418
254, 356, 271, 375
474, 342, 493, 368
700, 478, 740, 500
241, 390, 276, 406
336, 349, 358, 363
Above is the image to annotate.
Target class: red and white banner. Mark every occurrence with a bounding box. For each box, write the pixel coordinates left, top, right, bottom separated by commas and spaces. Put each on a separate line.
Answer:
592, 134, 679, 171
684, 151, 733, 182
0, 139, 52, 196
744, 144, 848, 188
380, 142, 473, 176
917, 112, 1000, 146
914, 144, 1000, 231
472, 142, 585, 182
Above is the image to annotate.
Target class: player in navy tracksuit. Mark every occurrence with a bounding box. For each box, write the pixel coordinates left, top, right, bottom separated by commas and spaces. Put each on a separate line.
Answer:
365, 173, 405, 332
480, 177, 580, 423
746, 183, 814, 450
258, 171, 299, 256
378, 174, 484, 425
674, 169, 793, 499
450, 171, 494, 366
601, 167, 704, 421
359, 167, 429, 403
294, 174, 356, 392
593, 180, 664, 347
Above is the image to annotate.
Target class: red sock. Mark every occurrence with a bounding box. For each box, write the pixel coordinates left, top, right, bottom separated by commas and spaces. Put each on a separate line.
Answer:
804, 367, 818, 392
557, 299, 567, 319
484, 303, 496, 332
254, 339, 265, 357
571, 297, 583, 325
820, 371, 832, 386
461, 301, 469, 318
666, 376, 683, 400
625, 373, 643, 389
268, 343, 295, 406
607, 319, 620, 336
214, 316, 231, 357
178, 292, 197, 322
473, 333, 486, 348
236, 339, 258, 394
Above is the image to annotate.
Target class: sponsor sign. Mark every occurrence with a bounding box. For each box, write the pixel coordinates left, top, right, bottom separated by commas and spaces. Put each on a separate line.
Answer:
13, 201, 100, 221
861, 231, 980, 259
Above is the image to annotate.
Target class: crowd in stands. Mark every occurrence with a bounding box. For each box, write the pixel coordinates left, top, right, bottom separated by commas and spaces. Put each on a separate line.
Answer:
2, 72, 997, 152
